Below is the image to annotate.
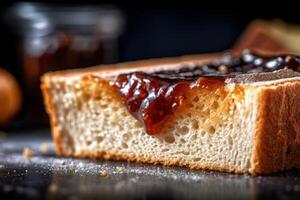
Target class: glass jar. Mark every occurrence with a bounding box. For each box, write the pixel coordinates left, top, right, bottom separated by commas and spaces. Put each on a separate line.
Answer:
8, 3, 124, 126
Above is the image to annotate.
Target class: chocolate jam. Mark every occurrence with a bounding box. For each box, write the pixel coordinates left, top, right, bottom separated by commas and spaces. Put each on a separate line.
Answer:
115, 50, 300, 135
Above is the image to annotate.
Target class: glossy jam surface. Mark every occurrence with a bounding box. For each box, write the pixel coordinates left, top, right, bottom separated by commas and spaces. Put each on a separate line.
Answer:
115, 51, 300, 135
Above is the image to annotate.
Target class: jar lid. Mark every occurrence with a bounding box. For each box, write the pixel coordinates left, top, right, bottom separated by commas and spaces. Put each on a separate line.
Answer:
6, 2, 55, 37
52, 5, 124, 38
7, 3, 124, 38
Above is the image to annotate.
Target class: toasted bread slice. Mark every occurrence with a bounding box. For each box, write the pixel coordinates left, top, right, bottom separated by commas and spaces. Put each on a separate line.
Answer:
41, 52, 300, 175
235, 20, 300, 54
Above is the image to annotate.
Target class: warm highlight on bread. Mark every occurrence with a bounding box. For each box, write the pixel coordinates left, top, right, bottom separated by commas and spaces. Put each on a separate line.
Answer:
41, 54, 300, 175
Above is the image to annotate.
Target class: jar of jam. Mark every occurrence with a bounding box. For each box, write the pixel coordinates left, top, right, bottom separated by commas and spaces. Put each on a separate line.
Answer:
8, 3, 124, 126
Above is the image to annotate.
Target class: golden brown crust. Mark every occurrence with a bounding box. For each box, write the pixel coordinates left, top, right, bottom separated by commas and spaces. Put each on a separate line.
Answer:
42, 53, 221, 80
41, 79, 64, 155
234, 20, 290, 54
65, 148, 248, 175
251, 82, 300, 175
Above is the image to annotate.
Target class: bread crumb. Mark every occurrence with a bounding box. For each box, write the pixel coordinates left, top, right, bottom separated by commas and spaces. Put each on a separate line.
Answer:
100, 170, 108, 177
40, 143, 50, 153
116, 166, 124, 173
22, 148, 33, 158
68, 166, 77, 173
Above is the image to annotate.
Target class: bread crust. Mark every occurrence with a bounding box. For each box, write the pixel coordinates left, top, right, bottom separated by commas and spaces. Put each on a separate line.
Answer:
251, 82, 300, 175
42, 54, 300, 175
42, 53, 220, 80
41, 79, 64, 155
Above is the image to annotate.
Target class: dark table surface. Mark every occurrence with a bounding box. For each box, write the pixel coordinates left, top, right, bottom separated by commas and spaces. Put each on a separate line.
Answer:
0, 129, 300, 200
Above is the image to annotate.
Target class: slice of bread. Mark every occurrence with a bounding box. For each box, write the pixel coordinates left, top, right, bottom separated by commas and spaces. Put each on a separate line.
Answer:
235, 20, 300, 54
41, 53, 300, 175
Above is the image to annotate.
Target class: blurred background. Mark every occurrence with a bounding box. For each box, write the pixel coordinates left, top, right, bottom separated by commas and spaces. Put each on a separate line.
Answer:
1, 0, 300, 130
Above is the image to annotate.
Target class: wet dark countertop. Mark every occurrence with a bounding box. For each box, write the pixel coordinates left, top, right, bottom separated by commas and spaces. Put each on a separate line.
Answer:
0, 130, 300, 200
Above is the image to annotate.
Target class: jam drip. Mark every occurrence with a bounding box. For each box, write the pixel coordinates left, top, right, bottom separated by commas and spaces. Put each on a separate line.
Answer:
115, 50, 300, 135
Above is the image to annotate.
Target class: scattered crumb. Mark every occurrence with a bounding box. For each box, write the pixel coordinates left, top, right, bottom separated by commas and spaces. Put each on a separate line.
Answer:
100, 170, 108, 177
116, 166, 124, 173
68, 166, 77, 173
22, 148, 33, 158
40, 143, 50, 154
0, 131, 6, 141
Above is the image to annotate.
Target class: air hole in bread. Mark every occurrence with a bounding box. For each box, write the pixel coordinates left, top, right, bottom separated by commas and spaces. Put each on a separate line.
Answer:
164, 135, 175, 143
100, 104, 108, 109
228, 136, 233, 146
246, 160, 251, 168
204, 109, 211, 115
75, 101, 82, 109
211, 101, 219, 109
237, 161, 241, 166
192, 134, 197, 140
86, 140, 92, 146
180, 126, 189, 135
118, 125, 124, 131
180, 138, 186, 143
81, 92, 90, 102
112, 106, 118, 112
122, 142, 128, 148
95, 136, 104, 143
193, 96, 199, 103
192, 120, 199, 130
123, 133, 130, 142
208, 126, 215, 134
200, 131, 206, 137
121, 111, 128, 117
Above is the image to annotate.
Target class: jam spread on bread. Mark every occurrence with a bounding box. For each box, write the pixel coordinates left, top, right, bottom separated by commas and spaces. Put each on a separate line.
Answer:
115, 50, 300, 135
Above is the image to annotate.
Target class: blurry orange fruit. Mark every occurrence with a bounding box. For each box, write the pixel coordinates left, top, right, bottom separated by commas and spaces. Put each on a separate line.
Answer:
0, 68, 22, 126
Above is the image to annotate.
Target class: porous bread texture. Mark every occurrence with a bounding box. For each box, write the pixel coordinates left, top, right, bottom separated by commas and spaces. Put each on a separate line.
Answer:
42, 60, 300, 175
43, 75, 257, 173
